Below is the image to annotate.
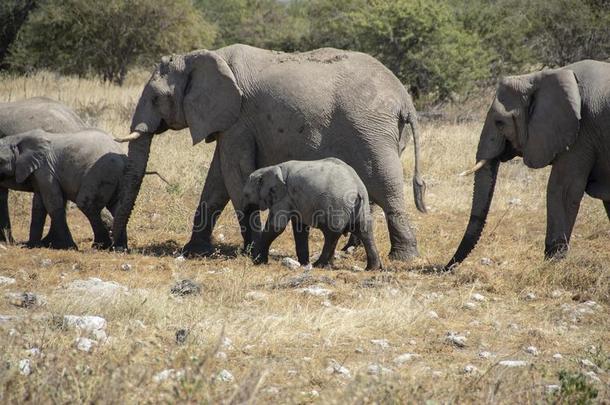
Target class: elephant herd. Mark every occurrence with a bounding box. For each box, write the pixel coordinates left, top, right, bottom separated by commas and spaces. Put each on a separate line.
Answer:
0, 44, 608, 270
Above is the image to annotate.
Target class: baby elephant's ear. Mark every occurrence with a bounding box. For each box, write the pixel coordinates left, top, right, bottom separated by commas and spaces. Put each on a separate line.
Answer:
15, 136, 51, 183
260, 166, 286, 210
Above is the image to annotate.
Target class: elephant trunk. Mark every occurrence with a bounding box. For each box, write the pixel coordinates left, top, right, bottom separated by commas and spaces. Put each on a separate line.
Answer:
112, 134, 153, 249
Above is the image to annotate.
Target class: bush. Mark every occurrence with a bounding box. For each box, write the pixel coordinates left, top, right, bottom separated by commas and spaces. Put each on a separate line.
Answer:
8, 0, 216, 85
0, 0, 37, 69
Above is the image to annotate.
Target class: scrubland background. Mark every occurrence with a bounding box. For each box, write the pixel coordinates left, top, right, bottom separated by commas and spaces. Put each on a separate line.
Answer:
0, 0, 609, 403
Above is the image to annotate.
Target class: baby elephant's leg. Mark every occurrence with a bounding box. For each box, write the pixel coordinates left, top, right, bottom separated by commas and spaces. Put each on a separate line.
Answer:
353, 219, 382, 270
81, 208, 112, 250
254, 209, 289, 264
291, 217, 310, 265
313, 227, 342, 268
36, 176, 76, 250
26, 193, 48, 248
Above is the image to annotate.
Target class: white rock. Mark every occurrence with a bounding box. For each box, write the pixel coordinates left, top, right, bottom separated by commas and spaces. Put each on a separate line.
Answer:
427, 310, 439, 319
19, 359, 31, 376
65, 278, 128, 297
370, 339, 390, 349
463, 302, 477, 310
301, 263, 313, 271
0, 276, 16, 286
308, 390, 319, 398
299, 286, 333, 297
287, 369, 297, 377
25, 348, 42, 357
63, 315, 106, 332
153, 369, 184, 383
524, 292, 536, 300
552, 353, 563, 360
175, 255, 186, 263
508, 198, 522, 206
40, 259, 53, 267
580, 359, 598, 370
479, 351, 493, 359
550, 290, 563, 298
215, 351, 227, 360
546, 384, 560, 393
91, 329, 107, 343
321, 300, 332, 307
409, 339, 417, 346
367, 363, 393, 376
446, 332, 467, 348
76, 337, 97, 352
480, 257, 493, 266
525, 346, 539, 356
463, 364, 479, 374
120, 263, 132, 271
221, 337, 233, 349
393, 353, 418, 365
471, 293, 486, 302
498, 360, 527, 367
587, 345, 598, 354
583, 300, 597, 307
354, 347, 364, 354
584, 371, 601, 383
217, 233, 225, 241
245, 291, 267, 301
281, 257, 301, 270
346, 246, 355, 254
351, 265, 364, 272
326, 360, 351, 378
217, 369, 234, 382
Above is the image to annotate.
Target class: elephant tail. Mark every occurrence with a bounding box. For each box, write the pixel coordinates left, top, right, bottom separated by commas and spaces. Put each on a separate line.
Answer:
403, 105, 427, 214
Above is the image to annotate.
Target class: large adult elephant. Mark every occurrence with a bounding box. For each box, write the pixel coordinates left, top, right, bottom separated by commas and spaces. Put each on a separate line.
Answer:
113, 44, 426, 260
0, 97, 86, 243
447, 60, 610, 268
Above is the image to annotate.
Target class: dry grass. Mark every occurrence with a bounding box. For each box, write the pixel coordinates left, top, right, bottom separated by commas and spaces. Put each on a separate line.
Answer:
0, 72, 608, 404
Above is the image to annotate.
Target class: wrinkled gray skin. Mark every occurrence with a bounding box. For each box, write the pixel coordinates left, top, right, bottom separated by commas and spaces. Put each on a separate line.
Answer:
0, 97, 86, 243
0, 129, 126, 249
242, 158, 382, 270
448, 60, 610, 268
115, 44, 426, 260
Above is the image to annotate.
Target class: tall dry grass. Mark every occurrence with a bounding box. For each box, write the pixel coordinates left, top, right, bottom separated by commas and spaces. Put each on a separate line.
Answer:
0, 72, 607, 403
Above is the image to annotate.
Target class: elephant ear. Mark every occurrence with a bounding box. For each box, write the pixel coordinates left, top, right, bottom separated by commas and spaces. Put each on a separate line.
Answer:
523, 69, 581, 168
183, 51, 242, 145
259, 166, 286, 211
15, 135, 51, 183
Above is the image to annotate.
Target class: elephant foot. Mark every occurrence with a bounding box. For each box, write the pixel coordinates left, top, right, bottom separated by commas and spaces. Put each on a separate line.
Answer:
92, 239, 113, 250
388, 245, 419, 261
313, 259, 332, 269
365, 261, 383, 271
181, 238, 215, 258
545, 242, 569, 261
50, 240, 78, 250
0, 230, 14, 245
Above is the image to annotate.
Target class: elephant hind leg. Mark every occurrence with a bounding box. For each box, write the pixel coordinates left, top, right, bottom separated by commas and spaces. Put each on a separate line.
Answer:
0, 188, 14, 244
604, 201, 610, 222
313, 228, 341, 268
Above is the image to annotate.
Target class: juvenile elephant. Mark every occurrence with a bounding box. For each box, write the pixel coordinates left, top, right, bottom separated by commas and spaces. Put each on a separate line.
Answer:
0, 129, 126, 249
242, 158, 382, 270
112, 44, 426, 260
0, 97, 86, 242
448, 59, 610, 268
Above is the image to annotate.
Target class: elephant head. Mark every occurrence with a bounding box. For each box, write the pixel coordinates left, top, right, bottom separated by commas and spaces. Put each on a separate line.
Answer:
447, 68, 581, 268
242, 166, 287, 212
0, 132, 50, 183
112, 50, 243, 248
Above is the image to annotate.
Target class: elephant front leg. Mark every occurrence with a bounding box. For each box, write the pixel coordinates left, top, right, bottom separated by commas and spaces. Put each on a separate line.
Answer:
544, 164, 588, 260
291, 217, 310, 265
254, 210, 289, 264
0, 188, 14, 244
26, 193, 47, 248
182, 148, 230, 258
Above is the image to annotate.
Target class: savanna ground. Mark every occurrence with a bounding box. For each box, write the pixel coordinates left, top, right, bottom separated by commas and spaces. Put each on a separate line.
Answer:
0, 72, 608, 404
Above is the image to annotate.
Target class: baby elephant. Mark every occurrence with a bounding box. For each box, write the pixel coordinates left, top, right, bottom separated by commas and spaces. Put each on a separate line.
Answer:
0, 128, 126, 249
243, 158, 382, 270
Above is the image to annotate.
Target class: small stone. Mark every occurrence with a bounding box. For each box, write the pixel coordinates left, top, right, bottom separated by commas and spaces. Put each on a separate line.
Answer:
25, 348, 42, 357
409, 339, 417, 346
552, 353, 563, 360
471, 293, 486, 302
0, 276, 16, 286
351, 265, 364, 272
301, 263, 313, 271
76, 337, 96, 352
587, 345, 598, 355
120, 263, 132, 271
299, 286, 333, 297
308, 390, 319, 398
63, 315, 106, 332
215, 351, 227, 360
321, 300, 332, 307
524, 292, 536, 300
354, 347, 364, 354
19, 359, 31, 376
584, 371, 601, 383
463, 302, 477, 310
393, 353, 417, 365
281, 257, 301, 270
245, 291, 267, 301
427, 310, 439, 319
221, 337, 233, 349
367, 363, 393, 376
508, 198, 522, 206
498, 360, 527, 367
551, 290, 563, 298
446, 332, 467, 348
217, 233, 225, 241
580, 359, 598, 370
479, 351, 492, 359
508, 323, 519, 330
175, 329, 189, 345
287, 369, 297, 377
40, 259, 53, 267
326, 360, 351, 378
6, 292, 41, 308
525, 346, 539, 356
480, 257, 493, 266
346, 246, 355, 254
370, 339, 390, 349
217, 369, 234, 382
546, 384, 560, 393
463, 364, 479, 374
153, 369, 184, 383
170, 279, 201, 296
583, 300, 597, 307
175, 256, 186, 263
65, 278, 128, 297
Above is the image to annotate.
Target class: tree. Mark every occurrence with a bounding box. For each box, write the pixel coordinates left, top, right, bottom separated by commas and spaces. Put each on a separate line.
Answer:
8, 0, 216, 85
0, 0, 37, 69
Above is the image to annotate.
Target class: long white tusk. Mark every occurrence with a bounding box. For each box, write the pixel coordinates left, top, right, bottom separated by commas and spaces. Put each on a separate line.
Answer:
458, 160, 488, 176
114, 132, 142, 143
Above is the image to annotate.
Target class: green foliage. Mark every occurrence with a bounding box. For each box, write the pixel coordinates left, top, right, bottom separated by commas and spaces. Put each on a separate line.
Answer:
0, 0, 37, 69
8, 0, 216, 85
552, 371, 598, 404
